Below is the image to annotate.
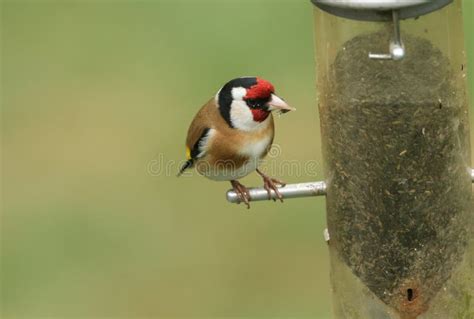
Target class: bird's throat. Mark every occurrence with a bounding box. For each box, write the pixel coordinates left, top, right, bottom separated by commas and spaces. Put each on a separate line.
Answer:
251, 109, 270, 122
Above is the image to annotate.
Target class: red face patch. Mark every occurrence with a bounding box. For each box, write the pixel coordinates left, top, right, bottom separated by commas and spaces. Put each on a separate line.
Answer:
245, 77, 275, 100
251, 108, 270, 122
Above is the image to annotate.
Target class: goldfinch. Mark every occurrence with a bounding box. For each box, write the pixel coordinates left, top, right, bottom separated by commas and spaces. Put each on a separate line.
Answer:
178, 77, 295, 208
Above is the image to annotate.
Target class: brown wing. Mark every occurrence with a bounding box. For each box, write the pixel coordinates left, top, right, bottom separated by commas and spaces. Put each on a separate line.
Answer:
178, 99, 217, 176
185, 98, 218, 160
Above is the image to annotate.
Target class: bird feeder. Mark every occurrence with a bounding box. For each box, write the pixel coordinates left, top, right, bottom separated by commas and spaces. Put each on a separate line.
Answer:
312, 0, 473, 318
227, 0, 473, 317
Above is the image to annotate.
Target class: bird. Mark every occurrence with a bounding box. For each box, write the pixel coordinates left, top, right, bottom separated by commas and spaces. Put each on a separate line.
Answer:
178, 76, 295, 208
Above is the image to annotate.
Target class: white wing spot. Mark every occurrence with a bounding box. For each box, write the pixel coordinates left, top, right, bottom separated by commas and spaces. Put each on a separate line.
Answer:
197, 129, 216, 158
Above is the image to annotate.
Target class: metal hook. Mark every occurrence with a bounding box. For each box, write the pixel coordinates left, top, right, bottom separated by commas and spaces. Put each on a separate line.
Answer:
369, 10, 405, 61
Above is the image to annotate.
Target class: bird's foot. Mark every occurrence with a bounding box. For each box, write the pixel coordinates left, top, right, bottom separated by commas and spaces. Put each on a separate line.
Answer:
230, 180, 251, 209
256, 169, 286, 202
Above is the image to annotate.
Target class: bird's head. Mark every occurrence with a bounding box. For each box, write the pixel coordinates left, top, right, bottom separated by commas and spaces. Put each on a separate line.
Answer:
216, 77, 295, 131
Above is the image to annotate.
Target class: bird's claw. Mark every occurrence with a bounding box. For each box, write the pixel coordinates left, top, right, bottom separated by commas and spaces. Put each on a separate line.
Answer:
256, 169, 285, 202
231, 180, 251, 209
262, 176, 285, 202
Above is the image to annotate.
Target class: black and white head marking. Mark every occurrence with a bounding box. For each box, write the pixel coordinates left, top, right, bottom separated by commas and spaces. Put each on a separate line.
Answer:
216, 77, 271, 131
217, 77, 257, 128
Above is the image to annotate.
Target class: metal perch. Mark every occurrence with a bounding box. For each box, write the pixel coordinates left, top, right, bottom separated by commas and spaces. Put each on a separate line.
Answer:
227, 168, 473, 204
226, 181, 326, 204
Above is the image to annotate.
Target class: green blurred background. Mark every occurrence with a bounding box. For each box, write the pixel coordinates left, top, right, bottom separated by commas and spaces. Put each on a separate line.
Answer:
1, 1, 473, 318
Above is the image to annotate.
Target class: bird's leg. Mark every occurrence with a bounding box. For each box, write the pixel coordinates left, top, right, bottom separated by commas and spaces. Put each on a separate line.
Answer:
256, 168, 286, 202
230, 180, 251, 209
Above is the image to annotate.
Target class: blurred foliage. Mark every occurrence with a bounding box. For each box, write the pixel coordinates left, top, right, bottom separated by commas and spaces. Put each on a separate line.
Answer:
1, 0, 473, 318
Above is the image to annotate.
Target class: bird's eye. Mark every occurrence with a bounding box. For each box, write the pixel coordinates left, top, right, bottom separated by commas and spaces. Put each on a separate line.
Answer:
246, 97, 271, 110
246, 99, 259, 109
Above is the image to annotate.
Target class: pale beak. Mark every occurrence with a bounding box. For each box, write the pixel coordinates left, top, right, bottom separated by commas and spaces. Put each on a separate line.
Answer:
267, 94, 296, 113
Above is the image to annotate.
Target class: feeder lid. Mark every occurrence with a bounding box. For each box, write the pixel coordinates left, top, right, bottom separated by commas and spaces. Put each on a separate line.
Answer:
311, 0, 453, 21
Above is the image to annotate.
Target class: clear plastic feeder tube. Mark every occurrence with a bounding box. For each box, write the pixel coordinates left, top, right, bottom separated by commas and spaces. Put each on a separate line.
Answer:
312, 0, 473, 318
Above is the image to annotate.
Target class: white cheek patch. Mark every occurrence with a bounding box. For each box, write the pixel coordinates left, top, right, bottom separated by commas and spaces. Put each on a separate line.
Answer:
230, 100, 255, 131
225, 87, 271, 131
231, 87, 247, 100
230, 101, 271, 132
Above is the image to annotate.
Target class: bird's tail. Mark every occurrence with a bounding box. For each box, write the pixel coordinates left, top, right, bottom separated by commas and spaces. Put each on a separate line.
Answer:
177, 159, 194, 177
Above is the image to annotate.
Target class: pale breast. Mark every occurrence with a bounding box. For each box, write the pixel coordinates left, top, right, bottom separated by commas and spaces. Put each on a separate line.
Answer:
195, 114, 274, 181
238, 134, 273, 159
201, 156, 260, 181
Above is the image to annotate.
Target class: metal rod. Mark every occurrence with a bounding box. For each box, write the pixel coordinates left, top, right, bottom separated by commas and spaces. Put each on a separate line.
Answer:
226, 181, 327, 204
367, 52, 392, 59
227, 167, 473, 204
369, 10, 405, 60
392, 10, 401, 45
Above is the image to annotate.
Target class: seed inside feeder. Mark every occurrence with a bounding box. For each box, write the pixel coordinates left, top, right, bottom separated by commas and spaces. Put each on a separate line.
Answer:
320, 30, 471, 315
